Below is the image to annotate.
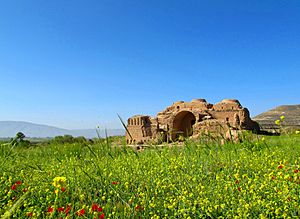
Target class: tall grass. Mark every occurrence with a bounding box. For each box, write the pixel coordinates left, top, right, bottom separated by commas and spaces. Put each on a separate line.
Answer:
0, 134, 300, 218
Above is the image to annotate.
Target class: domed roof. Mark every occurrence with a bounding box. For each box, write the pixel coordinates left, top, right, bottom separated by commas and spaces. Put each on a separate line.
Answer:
191, 98, 207, 103
221, 99, 241, 104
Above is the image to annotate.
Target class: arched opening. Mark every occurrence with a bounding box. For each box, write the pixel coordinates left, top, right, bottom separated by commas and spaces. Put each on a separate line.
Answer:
172, 111, 196, 140
157, 129, 168, 143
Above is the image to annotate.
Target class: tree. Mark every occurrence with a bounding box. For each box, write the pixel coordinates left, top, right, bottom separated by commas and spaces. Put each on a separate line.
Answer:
10, 132, 30, 147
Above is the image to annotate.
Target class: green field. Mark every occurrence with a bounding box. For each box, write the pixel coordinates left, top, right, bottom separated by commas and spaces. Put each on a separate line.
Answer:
1, 134, 300, 218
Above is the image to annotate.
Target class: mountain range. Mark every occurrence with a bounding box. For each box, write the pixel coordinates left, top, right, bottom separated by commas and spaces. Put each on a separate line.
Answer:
0, 121, 124, 139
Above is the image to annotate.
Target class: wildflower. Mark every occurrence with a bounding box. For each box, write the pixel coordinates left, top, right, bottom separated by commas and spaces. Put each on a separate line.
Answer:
280, 115, 285, 120
23, 188, 28, 193
79, 194, 85, 200
135, 205, 144, 211
294, 169, 299, 173
92, 203, 99, 211
295, 130, 300, 134
94, 214, 105, 219
57, 207, 65, 213
61, 187, 66, 192
52, 176, 67, 189
47, 206, 54, 213
135, 205, 140, 211
235, 180, 240, 184
77, 209, 85, 216
26, 212, 33, 217
112, 181, 119, 185
275, 120, 280, 125
92, 203, 103, 212
16, 181, 22, 185
237, 187, 241, 192
65, 206, 71, 215
11, 184, 17, 190
278, 165, 284, 169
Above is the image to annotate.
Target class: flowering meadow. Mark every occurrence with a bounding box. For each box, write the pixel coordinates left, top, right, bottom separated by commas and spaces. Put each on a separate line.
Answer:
1, 134, 300, 218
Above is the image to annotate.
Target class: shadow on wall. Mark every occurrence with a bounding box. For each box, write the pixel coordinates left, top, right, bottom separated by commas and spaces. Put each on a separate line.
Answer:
172, 111, 196, 139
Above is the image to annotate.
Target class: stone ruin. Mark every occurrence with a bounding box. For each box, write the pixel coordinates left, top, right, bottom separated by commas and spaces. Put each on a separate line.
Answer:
126, 98, 259, 144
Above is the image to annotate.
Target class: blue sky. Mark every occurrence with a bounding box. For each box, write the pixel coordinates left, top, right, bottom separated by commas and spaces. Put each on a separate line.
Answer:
0, 0, 299, 129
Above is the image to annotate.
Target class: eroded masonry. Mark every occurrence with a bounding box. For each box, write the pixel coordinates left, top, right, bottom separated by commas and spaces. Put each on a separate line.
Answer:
126, 99, 259, 144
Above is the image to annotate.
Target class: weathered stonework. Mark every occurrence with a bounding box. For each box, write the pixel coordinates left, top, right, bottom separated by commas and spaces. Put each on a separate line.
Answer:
126, 99, 259, 144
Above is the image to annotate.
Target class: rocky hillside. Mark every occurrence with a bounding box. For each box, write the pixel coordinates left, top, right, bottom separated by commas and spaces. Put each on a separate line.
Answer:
253, 105, 300, 130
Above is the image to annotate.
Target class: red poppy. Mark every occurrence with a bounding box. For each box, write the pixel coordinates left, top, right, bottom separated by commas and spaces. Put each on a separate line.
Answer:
278, 165, 283, 169
57, 207, 65, 213
271, 176, 276, 180
135, 205, 141, 211
98, 207, 103, 212
61, 187, 66, 192
294, 169, 299, 173
11, 184, 17, 190
92, 203, 99, 211
135, 205, 144, 211
237, 187, 241, 192
112, 181, 119, 185
235, 180, 240, 184
26, 212, 33, 217
76, 209, 85, 216
65, 206, 71, 215
99, 213, 105, 219
16, 181, 22, 185
23, 188, 28, 193
47, 206, 54, 213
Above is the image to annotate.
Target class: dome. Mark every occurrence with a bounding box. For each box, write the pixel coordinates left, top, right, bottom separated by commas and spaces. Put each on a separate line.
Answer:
174, 101, 184, 104
221, 99, 240, 104
191, 98, 207, 103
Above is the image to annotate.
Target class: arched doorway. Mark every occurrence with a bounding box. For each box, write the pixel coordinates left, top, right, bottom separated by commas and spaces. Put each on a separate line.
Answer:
172, 111, 196, 140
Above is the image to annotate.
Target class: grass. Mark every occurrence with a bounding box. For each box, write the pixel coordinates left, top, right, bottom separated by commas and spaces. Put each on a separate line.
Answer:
0, 134, 300, 218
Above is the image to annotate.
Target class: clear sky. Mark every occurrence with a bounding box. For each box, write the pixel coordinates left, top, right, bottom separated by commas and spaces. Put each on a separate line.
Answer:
0, 0, 299, 129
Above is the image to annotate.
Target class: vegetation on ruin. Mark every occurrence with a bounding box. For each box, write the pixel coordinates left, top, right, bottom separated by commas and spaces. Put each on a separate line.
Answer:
1, 131, 300, 218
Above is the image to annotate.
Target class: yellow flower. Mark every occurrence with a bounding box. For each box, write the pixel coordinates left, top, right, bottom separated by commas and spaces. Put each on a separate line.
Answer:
52, 176, 67, 188
275, 120, 280, 125
80, 194, 85, 200
280, 115, 285, 121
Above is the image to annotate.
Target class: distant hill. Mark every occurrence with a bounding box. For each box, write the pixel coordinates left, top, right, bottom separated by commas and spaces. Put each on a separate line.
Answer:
253, 105, 300, 130
0, 121, 124, 138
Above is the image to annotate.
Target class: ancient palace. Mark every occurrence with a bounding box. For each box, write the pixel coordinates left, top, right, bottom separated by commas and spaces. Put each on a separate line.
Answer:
126, 99, 259, 144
